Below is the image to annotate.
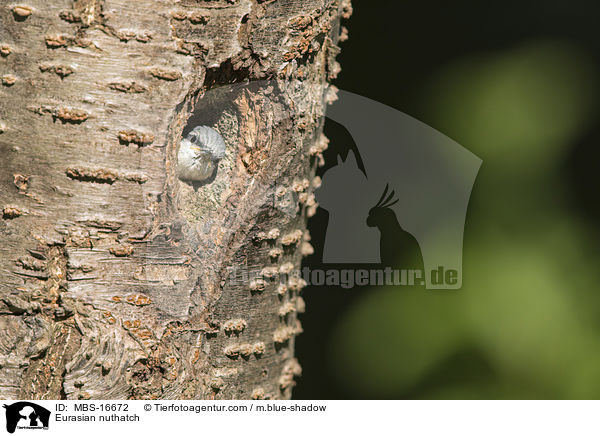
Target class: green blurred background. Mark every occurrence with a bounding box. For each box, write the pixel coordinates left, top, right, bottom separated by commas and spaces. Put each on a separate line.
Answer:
295, 0, 600, 399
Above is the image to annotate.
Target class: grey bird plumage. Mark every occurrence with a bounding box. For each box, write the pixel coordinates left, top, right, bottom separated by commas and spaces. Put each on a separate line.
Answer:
177, 126, 227, 182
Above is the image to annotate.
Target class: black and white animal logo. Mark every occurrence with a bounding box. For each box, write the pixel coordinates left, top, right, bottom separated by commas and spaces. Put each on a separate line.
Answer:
3, 402, 50, 433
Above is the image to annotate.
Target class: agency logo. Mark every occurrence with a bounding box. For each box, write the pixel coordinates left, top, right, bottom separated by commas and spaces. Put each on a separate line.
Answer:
317, 91, 482, 289
2, 402, 50, 434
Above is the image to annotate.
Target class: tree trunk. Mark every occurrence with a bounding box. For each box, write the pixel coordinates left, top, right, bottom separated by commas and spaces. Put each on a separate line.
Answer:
0, 0, 350, 400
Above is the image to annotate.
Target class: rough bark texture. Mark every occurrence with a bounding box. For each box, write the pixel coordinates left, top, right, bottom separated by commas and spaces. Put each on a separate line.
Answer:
0, 0, 351, 400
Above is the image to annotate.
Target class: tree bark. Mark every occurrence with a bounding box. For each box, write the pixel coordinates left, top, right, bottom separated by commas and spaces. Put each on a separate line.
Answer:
0, 0, 350, 400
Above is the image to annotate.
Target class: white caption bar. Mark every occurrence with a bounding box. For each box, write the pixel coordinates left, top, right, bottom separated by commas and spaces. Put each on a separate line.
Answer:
1, 400, 597, 436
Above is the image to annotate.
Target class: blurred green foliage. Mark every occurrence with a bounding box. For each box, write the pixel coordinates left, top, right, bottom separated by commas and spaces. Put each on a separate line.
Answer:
329, 40, 600, 399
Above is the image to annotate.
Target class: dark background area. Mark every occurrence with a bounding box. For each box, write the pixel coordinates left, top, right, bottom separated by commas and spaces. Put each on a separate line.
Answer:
294, 0, 600, 399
